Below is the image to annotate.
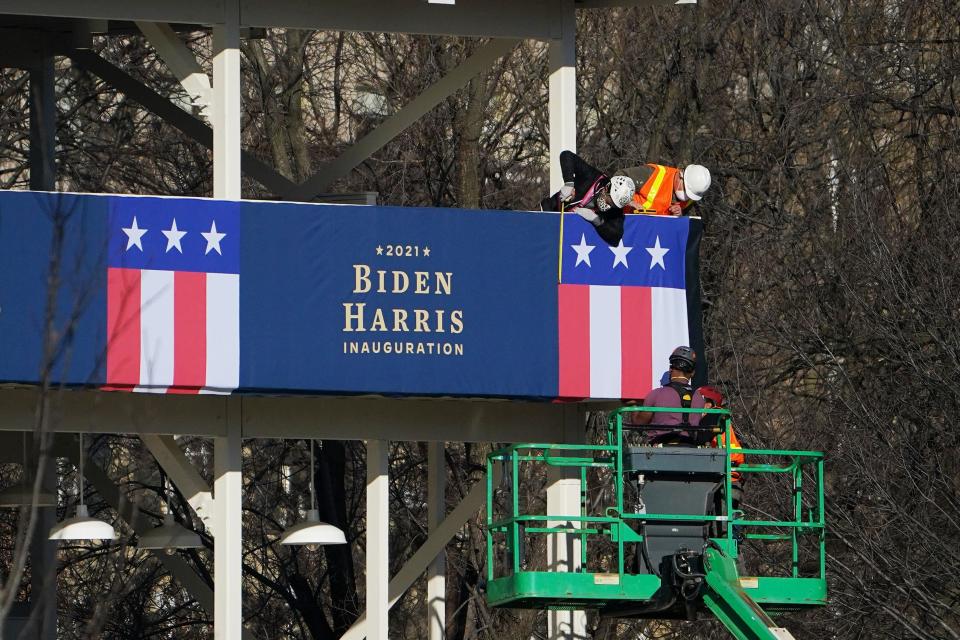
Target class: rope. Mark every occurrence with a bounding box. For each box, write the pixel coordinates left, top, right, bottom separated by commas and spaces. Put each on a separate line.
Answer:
557, 201, 565, 283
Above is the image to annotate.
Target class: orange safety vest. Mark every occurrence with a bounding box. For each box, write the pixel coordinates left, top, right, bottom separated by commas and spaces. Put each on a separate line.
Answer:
626, 164, 691, 216
713, 425, 745, 481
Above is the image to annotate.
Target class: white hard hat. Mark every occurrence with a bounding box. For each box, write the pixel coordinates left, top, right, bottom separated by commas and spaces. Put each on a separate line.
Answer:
682, 164, 711, 201
608, 175, 635, 208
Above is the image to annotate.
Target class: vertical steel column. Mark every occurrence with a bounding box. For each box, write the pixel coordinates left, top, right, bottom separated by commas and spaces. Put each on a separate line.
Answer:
548, 0, 577, 192
214, 403, 243, 639
29, 54, 56, 191
211, 4, 243, 633
212, 2, 241, 200
546, 467, 587, 639
547, 381, 587, 637
28, 53, 57, 639
29, 435, 56, 639
427, 442, 446, 640
367, 441, 390, 640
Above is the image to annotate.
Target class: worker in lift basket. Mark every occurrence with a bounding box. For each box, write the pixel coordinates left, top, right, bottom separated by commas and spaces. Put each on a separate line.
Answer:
698, 384, 745, 538
540, 150, 636, 246
628, 346, 706, 444
616, 162, 712, 216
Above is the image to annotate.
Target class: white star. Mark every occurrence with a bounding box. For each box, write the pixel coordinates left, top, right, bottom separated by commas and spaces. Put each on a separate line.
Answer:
571, 233, 596, 267
122, 216, 148, 251
646, 235, 670, 270
201, 220, 226, 255
161, 218, 187, 253
609, 239, 633, 269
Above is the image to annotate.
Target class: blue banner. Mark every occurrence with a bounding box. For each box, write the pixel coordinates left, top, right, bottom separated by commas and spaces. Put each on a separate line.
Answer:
0, 191, 701, 399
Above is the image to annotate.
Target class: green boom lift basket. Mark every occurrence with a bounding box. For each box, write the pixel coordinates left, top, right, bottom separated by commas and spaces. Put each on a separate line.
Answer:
485, 406, 826, 638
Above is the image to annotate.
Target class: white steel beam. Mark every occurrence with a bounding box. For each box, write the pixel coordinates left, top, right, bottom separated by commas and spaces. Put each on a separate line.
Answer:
546, 465, 588, 639
212, 3, 242, 200
547, 337, 588, 639
366, 440, 390, 640
427, 442, 446, 640
136, 22, 212, 115
213, 399, 243, 639
288, 38, 519, 200
141, 434, 216, 531
339, 464, 497, 640
548, 0, 577, 193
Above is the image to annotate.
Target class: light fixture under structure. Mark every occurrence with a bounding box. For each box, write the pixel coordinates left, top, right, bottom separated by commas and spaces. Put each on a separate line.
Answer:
279, 439, 346, 550
49, 433, 117, 542
139, 477, 203, 554
139, 512, 203, 554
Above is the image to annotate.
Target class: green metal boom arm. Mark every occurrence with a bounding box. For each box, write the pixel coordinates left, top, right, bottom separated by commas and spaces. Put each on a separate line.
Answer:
702, 547, 797, 640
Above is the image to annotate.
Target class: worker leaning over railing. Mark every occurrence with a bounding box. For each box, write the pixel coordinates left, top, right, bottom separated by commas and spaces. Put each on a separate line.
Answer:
540, 150, 636, 246
616, 162, 712, 216
541, 151, 713, 248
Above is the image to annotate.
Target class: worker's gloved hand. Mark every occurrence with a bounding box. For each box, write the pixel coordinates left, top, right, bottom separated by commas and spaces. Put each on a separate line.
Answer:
559, 183, 576, 203
574, 207, 601, 225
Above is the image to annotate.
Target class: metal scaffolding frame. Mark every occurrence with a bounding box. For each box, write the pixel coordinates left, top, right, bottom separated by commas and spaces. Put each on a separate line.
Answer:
0, 0, 693, 637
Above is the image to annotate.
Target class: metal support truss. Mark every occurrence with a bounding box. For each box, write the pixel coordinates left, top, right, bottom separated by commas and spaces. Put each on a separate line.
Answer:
141, 435, 216, 531
68, 49, 297, 197
287, 38, 520, 200
340, 463, 498, 640
136, 21, 213, 115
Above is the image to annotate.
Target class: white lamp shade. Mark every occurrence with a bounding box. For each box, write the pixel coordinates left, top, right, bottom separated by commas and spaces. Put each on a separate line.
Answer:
279, 510, 346, 546
48, 505, 117, 541
0, 486, 57, 507
138, 513, 203, 551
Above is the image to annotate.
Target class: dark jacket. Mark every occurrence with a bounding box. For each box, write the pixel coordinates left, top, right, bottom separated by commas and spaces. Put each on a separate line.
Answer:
541, 151, 624, 246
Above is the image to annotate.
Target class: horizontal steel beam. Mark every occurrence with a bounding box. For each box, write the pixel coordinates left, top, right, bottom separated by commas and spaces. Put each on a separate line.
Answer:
240, 0, 557, 40
0, 0, 560, 39
0, 1, 225, 24
0, 388, 590, 443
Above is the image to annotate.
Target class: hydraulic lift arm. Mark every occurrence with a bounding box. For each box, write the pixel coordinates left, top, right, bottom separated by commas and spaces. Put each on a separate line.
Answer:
701, 547, 796, 640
